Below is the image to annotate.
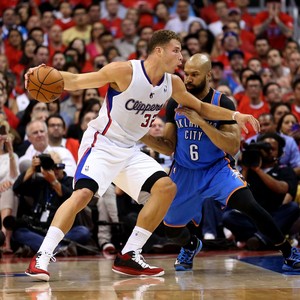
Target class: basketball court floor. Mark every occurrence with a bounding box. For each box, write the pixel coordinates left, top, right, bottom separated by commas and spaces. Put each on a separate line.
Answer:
1, 249, 300, 299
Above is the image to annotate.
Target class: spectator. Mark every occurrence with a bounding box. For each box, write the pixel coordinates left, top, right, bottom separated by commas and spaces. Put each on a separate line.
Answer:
33, 45, 50, 66
153, 2, 170, 31
104, 46, 122, 63
60, 63, 83, 126
215, 31, 252, 72
40, 10, 56, 42
196, 28, 215, 55
138, 26, 154, 42
246, 113, 300, 177
254, 37, 270, 68
12, 38, 38, 92
18, 120, 76, 177
183, 34, 200, 56
87, 3, 101, 25
54, 2, 75, 31
28, 27, 45, 46
74, 97, 101, 124
291, 78, 300, 121
26, 16, 42, 33
0, 118, 19, 253
86, 22, 106, 60
224, 132, 299, 250
0, 82, 19, 130
277, 112, 300, 148
12, 151, 91, 256
270, 102, 291, 126
127, 38, 148, 60
238, 74, 270, 139
263, 82, 283, 107
48, 24, 66, 62
1, 7, 27, 41
164, 0, 206, 38
4, 29, 24, 70
210, 61, 229, 89
51, 51, 66, 71
114, 18, 139, 59
68, 38, 93, 72
226, 50, 245, 94
46, 114, 80, 162
62, 5, 92, 46
282, 39, 300, 66
247, 57, 263, 75
253, 0, 293, 50
233, 0, 255, 32
100, 0, 124, 38
259, 67, 273, 86
67, 109, 98, 143
208, 1, 229, 37
223, 20, 256, 55
266, 48, 290, 95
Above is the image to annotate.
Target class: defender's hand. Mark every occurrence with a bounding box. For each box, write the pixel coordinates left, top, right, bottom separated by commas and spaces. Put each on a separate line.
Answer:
175, 107, 206, 126
24, 64, 46, 89
234, 113, 260, 134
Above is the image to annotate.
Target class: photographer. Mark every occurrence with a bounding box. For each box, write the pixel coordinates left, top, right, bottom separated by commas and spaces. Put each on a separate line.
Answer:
0, 119, 19, 253
223, 132, 300, 250
10, 152, 91, 256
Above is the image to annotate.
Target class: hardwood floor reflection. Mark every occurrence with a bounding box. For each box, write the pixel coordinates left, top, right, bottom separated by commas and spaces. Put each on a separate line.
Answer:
1, 250, 300, 299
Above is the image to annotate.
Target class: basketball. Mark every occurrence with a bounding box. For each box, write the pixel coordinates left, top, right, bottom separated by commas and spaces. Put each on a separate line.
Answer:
27, 66, 64, 103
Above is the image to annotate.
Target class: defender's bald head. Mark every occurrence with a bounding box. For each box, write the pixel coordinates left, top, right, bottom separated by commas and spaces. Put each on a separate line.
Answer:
185, 53, 211, 74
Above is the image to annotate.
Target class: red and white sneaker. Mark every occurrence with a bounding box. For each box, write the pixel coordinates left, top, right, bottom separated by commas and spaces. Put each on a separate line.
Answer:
25, 251, 56, 282
112, 250, 164, 277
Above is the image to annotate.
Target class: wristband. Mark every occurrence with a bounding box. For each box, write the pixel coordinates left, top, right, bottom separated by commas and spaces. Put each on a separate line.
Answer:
232, 111, 240, 121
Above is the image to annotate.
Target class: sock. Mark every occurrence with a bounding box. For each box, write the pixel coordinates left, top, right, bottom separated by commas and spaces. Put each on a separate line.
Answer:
38, 226, 65, 255
275, 239, 292, 258
121, 226, 152, 254
183, 235, 198, 250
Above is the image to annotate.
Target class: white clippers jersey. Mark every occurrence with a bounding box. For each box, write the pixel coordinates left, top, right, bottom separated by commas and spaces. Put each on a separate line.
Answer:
88, 60, 172, 147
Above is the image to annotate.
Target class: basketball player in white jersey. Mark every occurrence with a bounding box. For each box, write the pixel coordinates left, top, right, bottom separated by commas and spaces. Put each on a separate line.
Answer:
24, 30, 259, 281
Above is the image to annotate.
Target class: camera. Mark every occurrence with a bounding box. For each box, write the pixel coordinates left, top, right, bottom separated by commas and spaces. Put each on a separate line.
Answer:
241, 141, 272, 168
35, 153, 55, 172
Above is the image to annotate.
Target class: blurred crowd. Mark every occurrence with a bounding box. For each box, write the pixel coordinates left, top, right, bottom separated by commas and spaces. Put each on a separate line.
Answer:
1, 0, 300, 257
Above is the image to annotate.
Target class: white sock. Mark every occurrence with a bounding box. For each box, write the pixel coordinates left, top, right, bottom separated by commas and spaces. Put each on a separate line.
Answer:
121, 226, 152, 254
38, 226, 65, 254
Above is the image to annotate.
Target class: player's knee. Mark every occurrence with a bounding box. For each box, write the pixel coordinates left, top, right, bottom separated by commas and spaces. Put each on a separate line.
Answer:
152, 177, 177, 200
72, 188, 94, 210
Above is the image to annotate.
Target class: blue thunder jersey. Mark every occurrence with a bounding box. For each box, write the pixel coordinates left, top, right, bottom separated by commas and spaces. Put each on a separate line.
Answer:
166, 89, 236, 169
88, 60, 172, 148
164, 88, 245, 226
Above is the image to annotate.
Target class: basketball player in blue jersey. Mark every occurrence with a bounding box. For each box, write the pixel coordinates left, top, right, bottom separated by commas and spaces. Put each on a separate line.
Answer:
23, 30, 260, 281
141, 53, 300, 273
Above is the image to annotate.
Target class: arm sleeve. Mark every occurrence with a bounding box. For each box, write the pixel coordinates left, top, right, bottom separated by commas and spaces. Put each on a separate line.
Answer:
165, 98, 178, 124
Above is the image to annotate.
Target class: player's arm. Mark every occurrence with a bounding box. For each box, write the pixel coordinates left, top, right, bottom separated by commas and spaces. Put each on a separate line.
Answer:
24, 62, 132, 91
176, 106, 240, 156
140, 99, 177, 155
171, 75, 260, 134
140, 122, 176, 156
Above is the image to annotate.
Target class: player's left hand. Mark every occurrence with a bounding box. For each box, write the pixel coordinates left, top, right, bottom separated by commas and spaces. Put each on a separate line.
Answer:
234, 113, 260, 134
175, 107, 206, 126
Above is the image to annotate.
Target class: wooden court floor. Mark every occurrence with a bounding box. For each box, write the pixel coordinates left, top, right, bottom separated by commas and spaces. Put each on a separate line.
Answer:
1, 250, 300, 300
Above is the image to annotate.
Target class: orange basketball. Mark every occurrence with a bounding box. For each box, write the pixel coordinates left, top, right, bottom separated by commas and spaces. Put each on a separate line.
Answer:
27, 66, 64, 103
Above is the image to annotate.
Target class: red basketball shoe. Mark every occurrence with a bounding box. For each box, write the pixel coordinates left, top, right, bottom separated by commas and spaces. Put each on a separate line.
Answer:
25, 251, 56, 281
112, 250, 164, 276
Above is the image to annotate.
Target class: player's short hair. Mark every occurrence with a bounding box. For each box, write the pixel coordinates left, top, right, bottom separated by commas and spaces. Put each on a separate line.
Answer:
147, 30, 181, 54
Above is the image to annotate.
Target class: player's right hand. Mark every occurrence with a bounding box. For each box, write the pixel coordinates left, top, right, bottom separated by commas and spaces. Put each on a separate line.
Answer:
24, 64, 46, 89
